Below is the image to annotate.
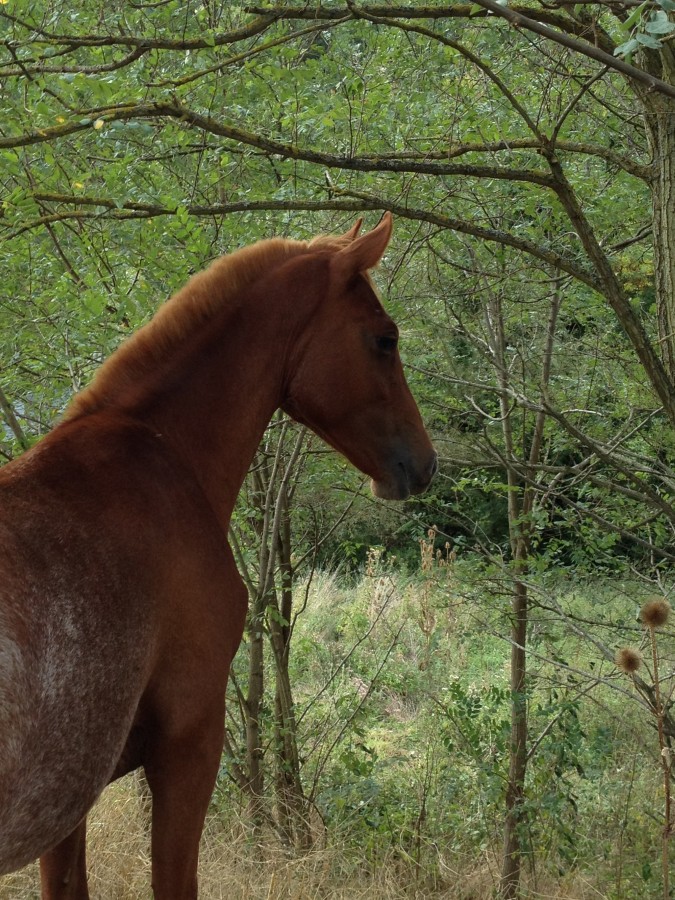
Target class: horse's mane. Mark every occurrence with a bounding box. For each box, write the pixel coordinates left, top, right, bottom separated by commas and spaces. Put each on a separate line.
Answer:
64, 229, 353, 421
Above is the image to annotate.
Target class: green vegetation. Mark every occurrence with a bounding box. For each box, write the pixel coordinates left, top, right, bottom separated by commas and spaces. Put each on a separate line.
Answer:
1, 561, 670, 898
211, 550, 670, 897
1, 1, 675, 896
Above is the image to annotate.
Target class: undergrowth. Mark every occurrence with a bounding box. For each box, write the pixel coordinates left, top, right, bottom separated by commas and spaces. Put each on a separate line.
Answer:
1, 559, 672, 898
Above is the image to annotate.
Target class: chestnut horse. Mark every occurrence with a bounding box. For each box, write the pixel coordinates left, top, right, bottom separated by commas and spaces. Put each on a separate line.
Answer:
0, 213, 436, 898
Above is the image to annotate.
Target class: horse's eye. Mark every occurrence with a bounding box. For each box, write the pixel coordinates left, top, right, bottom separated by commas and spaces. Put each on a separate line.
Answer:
376, 335, 398, 354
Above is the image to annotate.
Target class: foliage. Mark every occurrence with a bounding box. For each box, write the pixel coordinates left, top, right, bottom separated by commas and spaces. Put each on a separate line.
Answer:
208, 559, 672, 895
2, 0, 675, 895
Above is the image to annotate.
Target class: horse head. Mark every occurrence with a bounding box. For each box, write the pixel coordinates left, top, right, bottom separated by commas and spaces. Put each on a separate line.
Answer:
282, 213, 437, 500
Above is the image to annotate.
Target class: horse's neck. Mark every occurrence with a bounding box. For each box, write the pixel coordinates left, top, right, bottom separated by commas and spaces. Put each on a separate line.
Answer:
144, 298, 288, 531
63, 248, 324, 532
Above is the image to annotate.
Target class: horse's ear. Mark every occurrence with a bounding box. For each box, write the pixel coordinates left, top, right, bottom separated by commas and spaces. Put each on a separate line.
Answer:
341, 218, 364, 241
336, 212, 393, 274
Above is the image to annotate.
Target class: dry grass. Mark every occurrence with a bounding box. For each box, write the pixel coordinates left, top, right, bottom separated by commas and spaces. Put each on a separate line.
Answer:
0, 776, 606, 899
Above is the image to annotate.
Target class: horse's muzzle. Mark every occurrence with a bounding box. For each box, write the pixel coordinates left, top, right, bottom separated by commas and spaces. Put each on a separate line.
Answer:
371, 450, 438, 501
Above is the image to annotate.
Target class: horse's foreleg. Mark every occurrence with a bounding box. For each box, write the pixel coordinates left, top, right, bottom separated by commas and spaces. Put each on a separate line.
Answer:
144, 714, 224, 900
39, 817, 89, 900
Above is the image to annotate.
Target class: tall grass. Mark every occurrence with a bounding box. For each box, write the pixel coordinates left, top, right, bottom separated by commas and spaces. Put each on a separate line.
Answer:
0, 773, 602, 899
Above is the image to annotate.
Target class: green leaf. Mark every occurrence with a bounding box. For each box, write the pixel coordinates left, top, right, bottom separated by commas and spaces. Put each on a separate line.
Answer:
623, 0, 648, 31
614, 38, 640, 56
636, 31, 665, 47
645, 12, 675, 33
83, 290, 106, 315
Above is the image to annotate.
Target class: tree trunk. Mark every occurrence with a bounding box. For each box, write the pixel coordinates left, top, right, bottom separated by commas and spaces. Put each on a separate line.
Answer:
270, 485, 312, 849
246, 597, 266, 827
0, 385, 29, 452
644, 53, 675, 378
238, 427, 309, 840
488, 286, 560, 898
500, 570, 529, 899
485, 291, 530, 897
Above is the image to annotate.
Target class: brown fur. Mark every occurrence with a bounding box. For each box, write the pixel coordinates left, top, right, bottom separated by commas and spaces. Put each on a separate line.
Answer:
0, 215, 436, 898
65, 229, 365, 424
66, 238, 308, 421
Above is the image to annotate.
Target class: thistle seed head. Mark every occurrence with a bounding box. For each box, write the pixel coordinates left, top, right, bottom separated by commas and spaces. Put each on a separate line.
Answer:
616, 647, 642, 674
640, 598, 671, 629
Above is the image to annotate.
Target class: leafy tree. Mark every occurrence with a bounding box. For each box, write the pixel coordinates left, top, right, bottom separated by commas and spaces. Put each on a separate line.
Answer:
3, 2, 675, 894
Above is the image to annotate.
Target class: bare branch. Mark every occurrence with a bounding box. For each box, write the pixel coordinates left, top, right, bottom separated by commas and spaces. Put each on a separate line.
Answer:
0, 10, 279, 50
0, 46, 149, 77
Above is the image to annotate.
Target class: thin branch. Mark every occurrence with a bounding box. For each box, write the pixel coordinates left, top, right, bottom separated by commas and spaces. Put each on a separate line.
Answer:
0, 385, 29, 451
0, 10, 279, 50
345, 5, 543, 139
357, 139, 650, 182
246, 4, 617, 48
470, 0, 675, 100
0, 100, 555, 191
0, 45, 149, 77
150, 20, 348, 88
4, 185, 600, 294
